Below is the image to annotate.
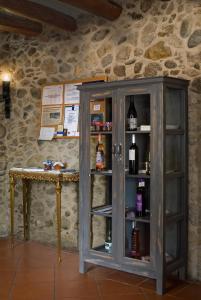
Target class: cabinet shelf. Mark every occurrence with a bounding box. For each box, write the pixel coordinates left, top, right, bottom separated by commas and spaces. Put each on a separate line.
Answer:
91, 170, 112, 176
166, 213, 184, 224
126, 130, 150, 134
165, 171, 184, 178
166, 129, 184, 135
92, 245, 111, 254
125, 173, 150, 179
90, 131, 112, 135
91, 205, 112, 217
126, 215, 150, 223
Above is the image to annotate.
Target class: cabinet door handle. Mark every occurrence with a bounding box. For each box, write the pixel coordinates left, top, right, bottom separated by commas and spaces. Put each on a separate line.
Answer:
112, 144, 118, 158
112, 144, 116, 154
117, 143, 122, 160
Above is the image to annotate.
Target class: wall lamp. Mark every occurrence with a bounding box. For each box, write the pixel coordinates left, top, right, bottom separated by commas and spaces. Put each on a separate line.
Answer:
0, 73, 11, 118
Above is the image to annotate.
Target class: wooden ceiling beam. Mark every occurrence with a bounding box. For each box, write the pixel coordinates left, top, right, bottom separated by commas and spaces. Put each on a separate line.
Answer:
58, 0, 122, 21
0, 10, 42, 36
0, 0, 77, 32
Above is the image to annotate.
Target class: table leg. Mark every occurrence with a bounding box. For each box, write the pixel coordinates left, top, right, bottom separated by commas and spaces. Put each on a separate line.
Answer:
10, 175, 15, 247
56, 180, 62, 263
22, 179, 30, 240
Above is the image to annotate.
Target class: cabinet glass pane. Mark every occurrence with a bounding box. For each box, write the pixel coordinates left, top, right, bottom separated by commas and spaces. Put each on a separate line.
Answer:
166, 177, 183, 216
124, 177, 150, 261
89, 96, 113, 255
90, 175, 112, 254
166, 88, 184, 130
91, 175, 112, 209
125, 220, 150, 262
165, 222, 181, 263
124, 93, 151, 262
166, 135, 184, 173
90, 97, 112, 172
125, 94, 150, 129
90, 215, 112, 254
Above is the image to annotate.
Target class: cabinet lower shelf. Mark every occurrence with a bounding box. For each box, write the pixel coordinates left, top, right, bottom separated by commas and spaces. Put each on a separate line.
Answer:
91, 205, 112, 217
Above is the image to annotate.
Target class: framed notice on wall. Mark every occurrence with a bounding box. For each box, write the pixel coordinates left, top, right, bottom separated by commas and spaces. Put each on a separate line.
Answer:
39, 76, 107, 140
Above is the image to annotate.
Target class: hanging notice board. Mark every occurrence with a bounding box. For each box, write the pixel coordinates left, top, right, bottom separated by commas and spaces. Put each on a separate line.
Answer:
39, 76, 106, 139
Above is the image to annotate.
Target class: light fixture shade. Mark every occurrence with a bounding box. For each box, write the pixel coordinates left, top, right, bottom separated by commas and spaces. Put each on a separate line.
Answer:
2, 73, 11, 82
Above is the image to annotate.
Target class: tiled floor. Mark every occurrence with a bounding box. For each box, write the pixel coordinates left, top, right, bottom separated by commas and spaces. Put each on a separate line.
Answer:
0, 239, 200, 300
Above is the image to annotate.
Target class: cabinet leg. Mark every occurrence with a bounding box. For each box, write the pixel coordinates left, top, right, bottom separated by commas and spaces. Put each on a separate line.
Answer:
156, 278, 166, 295
56, 181, 62, 263
22, 180, 28, 240
10, 176, 15, 248
79, 260, 89, 273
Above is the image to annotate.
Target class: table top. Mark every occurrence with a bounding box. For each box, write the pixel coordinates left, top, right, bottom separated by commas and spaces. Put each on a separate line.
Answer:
9, 168, 79, 182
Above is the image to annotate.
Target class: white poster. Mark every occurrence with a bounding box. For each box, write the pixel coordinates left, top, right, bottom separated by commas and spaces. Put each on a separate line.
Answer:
64, 105, 79, 136
42, 85, 63, 105
64, 83, 81, 105
38, 127, 55, 140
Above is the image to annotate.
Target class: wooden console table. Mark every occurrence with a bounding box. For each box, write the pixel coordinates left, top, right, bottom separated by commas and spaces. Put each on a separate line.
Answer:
9, 168, 79, 262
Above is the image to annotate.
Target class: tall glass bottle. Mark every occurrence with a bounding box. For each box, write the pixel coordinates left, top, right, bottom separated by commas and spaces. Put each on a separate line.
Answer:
96, 134, 105, 171
129, 134, 139, 175
127, 96, 137, 131
135, 179, 145, 217
105, 220, 112, 253
131, 221, 140, 259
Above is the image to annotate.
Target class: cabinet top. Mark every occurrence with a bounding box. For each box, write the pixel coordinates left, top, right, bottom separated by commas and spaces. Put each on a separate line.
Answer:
77, 76, 189, 91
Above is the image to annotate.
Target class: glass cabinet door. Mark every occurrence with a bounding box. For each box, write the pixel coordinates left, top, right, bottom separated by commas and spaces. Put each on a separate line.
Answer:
123, 92, 151, 264
89, 96, 114, 254
165, 87, 186, 264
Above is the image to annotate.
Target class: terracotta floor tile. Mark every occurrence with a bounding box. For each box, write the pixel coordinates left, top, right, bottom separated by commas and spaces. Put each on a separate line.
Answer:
172, 283, 201, 300
0, 270, 16, 299
0, 257, 19, 270
143, 293, 179, 300
165, 278, 190, 295
18, 258, 53, 270
107, 270, 146, 286
102, 294, 147, 300
60, 298, 100, 300
0, 239, 201, 300
87, 265, 116, 280
55, 278, 99, 299
14, 267, 54, 284
11, 281, 53, 300
0, 270, 16, 285
55, 268, 91, 282
97, 279, 143, 296
138, 279, 156, 291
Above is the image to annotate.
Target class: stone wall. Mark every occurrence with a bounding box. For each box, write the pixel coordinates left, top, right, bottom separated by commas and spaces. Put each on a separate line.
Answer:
0, 0, 201, 279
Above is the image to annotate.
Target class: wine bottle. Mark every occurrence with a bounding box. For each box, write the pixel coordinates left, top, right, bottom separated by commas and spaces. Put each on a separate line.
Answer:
105, 228, 112, 253
135, 179, 145, 217
127, 96, 137, 131
96, 134, 105, 171
129, 134, 139, 175
131, 221, 140, 259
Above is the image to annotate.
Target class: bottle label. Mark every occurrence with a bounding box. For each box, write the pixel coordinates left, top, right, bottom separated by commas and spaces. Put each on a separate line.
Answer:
129, 149, 135, 160
96, 151, 104, 168
136, 194, 142, 212
139, 181, 145, 187
105, 241, 112, 253
128, 117, 137, 130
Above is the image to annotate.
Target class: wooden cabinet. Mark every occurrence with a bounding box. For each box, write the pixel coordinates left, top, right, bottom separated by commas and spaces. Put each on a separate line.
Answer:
78, 77, 189, 294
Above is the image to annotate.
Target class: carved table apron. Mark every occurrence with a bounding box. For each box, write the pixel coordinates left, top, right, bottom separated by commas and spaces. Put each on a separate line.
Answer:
9, 168, 79, 262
